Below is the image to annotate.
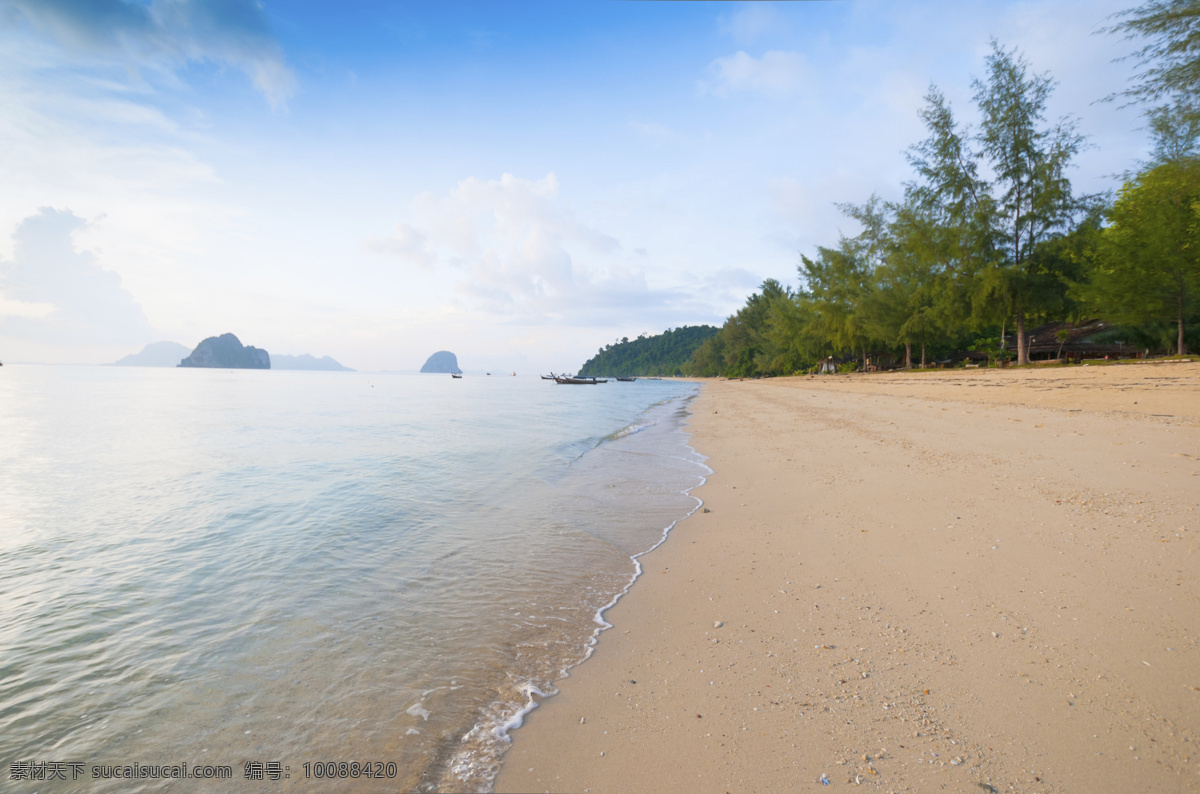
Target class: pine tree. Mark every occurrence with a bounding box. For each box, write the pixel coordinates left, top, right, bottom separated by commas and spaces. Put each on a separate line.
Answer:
973, 42, 1087, 364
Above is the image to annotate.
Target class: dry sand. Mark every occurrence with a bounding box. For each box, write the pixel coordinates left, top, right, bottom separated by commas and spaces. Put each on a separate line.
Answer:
496, 362, 1200, 793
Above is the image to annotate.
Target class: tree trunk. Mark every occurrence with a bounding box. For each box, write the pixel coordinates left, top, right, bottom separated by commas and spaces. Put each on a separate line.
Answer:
999, 318, 1006, 365
1181, 289, 1188, 356
1015, 309, 1028, 366
905, 342, 912, 370
921, 343, 927, 369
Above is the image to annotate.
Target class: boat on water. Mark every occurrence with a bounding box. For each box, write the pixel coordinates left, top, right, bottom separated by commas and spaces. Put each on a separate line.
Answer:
554, 375, 607, 384
452, 373, 462, 379
540, 373, 556, 380
615, 376, 636, 382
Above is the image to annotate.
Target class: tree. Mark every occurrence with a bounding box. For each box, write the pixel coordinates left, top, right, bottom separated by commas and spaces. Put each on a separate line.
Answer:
973, 42, 1088, 364
1104, 0, 1200, 122
799, 240, 873, 367
728, 279, 791, 376
760, 291, 820, 375
689, 332, 727, 377
906, 86, 992, 251
1091, 158, 1200, 354
793, 197, 894, 369
688, 280, 791, 377
1147, 100, 1200, 164
870, 200, 956, 368
904, 87, 994, 359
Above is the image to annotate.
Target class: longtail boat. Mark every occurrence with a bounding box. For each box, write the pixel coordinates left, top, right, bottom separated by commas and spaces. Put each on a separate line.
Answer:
554, 375, 607, 384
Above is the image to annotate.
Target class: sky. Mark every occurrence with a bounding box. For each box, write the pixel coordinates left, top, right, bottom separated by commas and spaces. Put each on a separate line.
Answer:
0, 0, 1154, 371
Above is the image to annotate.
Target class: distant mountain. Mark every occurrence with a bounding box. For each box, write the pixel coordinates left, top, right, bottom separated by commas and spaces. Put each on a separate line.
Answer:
270, 353, 354, 371
420, 350, 462, 374
179, 333, 270, 369
110, 341, 193, 367
578, 326, 720, 377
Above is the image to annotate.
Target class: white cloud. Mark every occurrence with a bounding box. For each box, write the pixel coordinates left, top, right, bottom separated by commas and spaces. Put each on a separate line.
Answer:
364, 222, 436, 269
2, 0, 296, 107
698, 50, 809, 97
0, 208, 156, 346
0, 28, 243, 343
369, 173, 696, 326
0, 294, 55, 319
717, 3, 788, 46
692, 266, 766, 310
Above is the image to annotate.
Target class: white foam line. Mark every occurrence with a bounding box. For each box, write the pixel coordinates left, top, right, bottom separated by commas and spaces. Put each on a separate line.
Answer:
479, 389, 712, 787
451, 387, 707, 791
485, 680, 547, 740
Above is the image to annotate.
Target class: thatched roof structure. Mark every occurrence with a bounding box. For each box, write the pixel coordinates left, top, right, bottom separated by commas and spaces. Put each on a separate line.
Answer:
1025, 320, 1141, 360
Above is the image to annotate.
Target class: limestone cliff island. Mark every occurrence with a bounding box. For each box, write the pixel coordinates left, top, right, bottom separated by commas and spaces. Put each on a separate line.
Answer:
270, 353, 353, 371
420, 351, 462, 374
111, 341, 193, 367
178, 333, 270, 369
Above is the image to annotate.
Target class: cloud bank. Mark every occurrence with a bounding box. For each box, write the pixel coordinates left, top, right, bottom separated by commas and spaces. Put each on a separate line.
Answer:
368, 173, 688, 326
0, 208, 155, 346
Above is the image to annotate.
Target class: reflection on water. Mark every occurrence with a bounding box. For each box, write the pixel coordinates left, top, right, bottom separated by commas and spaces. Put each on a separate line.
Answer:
0, 367, 706, 792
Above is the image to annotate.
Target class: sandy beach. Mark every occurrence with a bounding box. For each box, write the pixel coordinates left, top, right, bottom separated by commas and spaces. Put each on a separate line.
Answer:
496, 363, 1200, 793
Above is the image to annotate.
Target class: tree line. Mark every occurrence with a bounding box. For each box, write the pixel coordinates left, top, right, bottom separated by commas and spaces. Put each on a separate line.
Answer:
688, 11, 1200, 378
578, 325, 720, 376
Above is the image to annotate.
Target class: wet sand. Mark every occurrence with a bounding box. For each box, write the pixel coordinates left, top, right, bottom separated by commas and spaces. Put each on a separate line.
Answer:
496, 362, 1200, 793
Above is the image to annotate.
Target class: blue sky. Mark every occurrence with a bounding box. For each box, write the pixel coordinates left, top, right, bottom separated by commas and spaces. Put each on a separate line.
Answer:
0, 0, 1149, 370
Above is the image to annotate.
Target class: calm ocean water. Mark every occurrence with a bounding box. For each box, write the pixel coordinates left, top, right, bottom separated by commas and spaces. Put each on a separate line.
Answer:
0, 366, 707, 792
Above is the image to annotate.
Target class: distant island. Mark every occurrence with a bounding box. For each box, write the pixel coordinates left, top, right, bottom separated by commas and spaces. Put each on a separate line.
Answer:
110, 341, 350, 370
270, 353, 354, 371
178, 333, 270, 369
577, 326, 720, 377
110, 341, 193, 367
420, 351, 462, 374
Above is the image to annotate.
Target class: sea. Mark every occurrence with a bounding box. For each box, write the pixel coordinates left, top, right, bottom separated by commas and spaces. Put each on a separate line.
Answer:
0, 366, 707, 792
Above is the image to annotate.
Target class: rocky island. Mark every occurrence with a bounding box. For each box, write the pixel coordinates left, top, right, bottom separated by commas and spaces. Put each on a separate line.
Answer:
110, 341, 193, 367
270, 353, 353, 371
178, 333, 270, 369
419, 351, 462, 374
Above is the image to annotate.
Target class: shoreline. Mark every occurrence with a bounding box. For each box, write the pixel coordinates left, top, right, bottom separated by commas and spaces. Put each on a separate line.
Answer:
484, 389, 712, 778
496, 364, 1200, 793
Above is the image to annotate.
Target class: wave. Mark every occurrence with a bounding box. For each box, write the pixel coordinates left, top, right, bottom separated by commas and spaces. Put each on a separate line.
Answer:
438, 389, 711, 792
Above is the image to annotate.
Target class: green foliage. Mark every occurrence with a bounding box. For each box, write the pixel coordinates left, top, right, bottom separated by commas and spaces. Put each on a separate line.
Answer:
577, 325, 720, 376
970, 42, 1089, 363
1145, 100, 1200, 165
688, 280, 797, 377
967, 337, 1014, 365
689, 332, 727, 377
759, 291, 821, 374
1104, 0, 1200, 122
1087, 158, 1200, 353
